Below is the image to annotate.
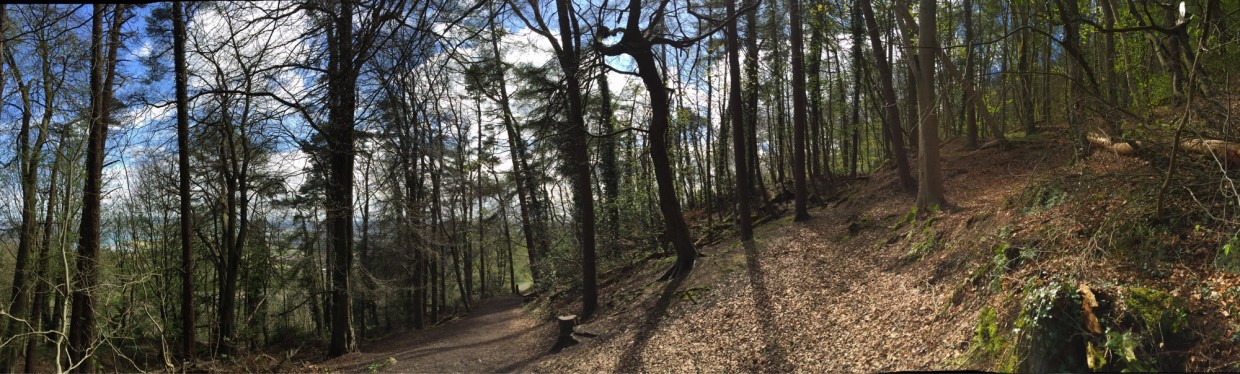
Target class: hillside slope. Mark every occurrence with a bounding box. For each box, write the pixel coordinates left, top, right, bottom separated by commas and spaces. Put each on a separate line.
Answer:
526, 130, 1240, 372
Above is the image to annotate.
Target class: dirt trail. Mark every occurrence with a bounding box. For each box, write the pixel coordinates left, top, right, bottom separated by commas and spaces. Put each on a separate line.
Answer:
321, 296, 555, 373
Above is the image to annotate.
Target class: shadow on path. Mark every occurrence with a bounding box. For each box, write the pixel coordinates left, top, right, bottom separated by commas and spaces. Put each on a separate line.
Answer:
744, 240, 794, 371
613, 275, 687, 372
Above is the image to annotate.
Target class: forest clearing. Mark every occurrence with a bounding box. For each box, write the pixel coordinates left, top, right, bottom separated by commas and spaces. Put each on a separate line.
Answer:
1, 0, 1240, 372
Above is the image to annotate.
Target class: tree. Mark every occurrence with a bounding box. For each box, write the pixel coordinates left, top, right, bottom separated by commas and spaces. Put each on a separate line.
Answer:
551, 0, 598, 320
914, 0, 945, 211
1, 14, 49, 372
0, 7, 77, 369
596, 0, 745, 279
789, 0, 810, 221
69, 5, 125, 370
962, 0, 978, 149
313, 0, 407, 356
860, 0, 915, 193
171, 0, 195, 361
727, 0, 753, 240
506, 0, 598, 318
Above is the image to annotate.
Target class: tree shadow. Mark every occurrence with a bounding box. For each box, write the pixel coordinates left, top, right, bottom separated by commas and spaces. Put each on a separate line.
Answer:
612, 274, 687, 372
744, 240, 794, 371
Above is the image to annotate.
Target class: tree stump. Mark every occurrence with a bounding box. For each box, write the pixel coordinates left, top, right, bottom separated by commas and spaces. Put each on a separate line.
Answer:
552, 315, 578, 352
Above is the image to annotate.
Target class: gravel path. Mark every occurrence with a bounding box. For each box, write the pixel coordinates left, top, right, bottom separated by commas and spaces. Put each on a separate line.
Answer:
321, 296, 555, 373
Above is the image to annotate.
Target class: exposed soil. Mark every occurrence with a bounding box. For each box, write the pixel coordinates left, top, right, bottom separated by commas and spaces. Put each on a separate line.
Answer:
318, 296, 555, 373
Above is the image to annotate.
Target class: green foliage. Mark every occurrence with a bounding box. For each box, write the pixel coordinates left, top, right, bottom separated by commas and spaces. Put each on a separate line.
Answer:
900, 217, 938, 262
1009, 179, 1068, 214
1006, 279, 1088, 373
1215, 234, 1240, 273
1093, 330, 1157, 372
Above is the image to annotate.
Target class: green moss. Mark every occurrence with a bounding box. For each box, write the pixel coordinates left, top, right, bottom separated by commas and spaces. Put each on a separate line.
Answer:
900, 218, 939, 262
970, 307, 1006, 356
1126, 287, 1188, 337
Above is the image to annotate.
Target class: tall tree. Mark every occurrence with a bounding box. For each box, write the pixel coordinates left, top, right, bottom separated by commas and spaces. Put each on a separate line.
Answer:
552, 0, 598, 320
1017, 2, 1036, 135
1, 19, 45, 373
319, 0, 407, 356
508, 0, 598, 318
744, 0, 769, 207
789, 0, 810, 221
482, 11, 549, 288
596, 61, 621, 253
70, 5, 125, 370
727, 0, 753, 240
914, 0, 945, 210
172, 0, 195, 361
0, 7, 69, 369
1053, 0, 1089, 160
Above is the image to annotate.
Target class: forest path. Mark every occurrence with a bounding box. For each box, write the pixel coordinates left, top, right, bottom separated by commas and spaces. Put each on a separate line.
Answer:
320, 295, 555, 373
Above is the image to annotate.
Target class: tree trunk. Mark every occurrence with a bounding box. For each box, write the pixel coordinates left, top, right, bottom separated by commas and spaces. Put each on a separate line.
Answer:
1017, 3, 1036, 135
963, 0, 978, 148
327, 0, 357, 356
26, 124, 62, 372
600, 0, 698, 279
1054, 0, 1090, 161
915, 0, 946, 210
487, 19, 544, 288
172, 0, 196, 361
727, 0, 753, 241
1, 31, 44, 373
789, 0, 810, 221
597, 70, 620, 251
744, 2, 770, 206
547, 0, 598, 319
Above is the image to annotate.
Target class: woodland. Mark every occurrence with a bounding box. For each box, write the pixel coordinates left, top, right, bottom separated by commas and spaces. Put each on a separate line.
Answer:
1, 0, 1240, 372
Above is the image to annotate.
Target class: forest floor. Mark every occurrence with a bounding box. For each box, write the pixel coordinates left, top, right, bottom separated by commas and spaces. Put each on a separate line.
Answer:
305, 125, 1240, 372
519, 136, 1047, 372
